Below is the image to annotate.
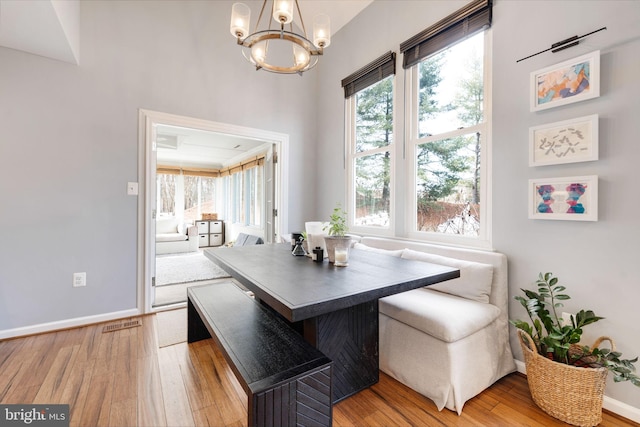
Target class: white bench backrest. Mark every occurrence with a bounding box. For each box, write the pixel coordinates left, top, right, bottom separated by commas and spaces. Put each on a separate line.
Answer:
359, 237, 508, 311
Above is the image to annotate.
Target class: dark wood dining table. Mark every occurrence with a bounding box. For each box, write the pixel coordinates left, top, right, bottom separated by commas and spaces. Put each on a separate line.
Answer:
204, 243, 459, 403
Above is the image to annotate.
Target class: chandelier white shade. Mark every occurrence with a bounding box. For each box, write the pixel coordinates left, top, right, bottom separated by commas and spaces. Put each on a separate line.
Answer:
230, 3, 251, 39
230, 1, 330, 75
312, 14, 331, 48
272, 0, 294, 24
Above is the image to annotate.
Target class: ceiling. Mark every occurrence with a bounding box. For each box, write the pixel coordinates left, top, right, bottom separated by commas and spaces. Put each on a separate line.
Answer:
155, 124, 271, 170
1, 0, 372, 169
0, 0, 371, 64
297, 1, 372, 37
0, 0, 80, 64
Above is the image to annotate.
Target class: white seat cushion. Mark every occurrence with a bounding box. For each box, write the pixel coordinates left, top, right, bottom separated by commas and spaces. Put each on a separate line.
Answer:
379, 288, 500, 343
156, 232, 187, 242
401, 249, 493, 304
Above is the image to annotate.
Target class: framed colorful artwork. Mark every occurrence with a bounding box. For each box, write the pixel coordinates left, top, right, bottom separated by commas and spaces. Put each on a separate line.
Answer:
529, 114, 599, 166
529, 175, 598, 221
530, 50, 600, 112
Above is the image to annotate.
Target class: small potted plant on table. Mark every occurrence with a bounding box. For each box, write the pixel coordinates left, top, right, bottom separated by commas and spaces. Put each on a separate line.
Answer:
511, 272, 639, 426
323, 203, 351, 264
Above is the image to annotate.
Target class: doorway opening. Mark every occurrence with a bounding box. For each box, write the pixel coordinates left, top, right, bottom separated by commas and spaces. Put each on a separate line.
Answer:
138, 110, 289, 313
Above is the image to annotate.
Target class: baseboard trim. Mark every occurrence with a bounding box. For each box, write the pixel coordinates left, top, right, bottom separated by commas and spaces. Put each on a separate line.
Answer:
515, 359, 640, 424
0, 309, 141, 340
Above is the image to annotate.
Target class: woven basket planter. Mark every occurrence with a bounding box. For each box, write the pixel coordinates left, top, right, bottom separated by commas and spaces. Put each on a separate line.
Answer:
518, 330, 610, 427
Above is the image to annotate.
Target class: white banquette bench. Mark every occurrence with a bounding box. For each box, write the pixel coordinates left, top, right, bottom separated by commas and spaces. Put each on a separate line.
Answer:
354, 236, 516, 414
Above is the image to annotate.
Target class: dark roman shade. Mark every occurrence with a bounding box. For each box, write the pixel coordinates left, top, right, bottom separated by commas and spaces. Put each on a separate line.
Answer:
400, 0, 492, 69
341, 51, 396, 99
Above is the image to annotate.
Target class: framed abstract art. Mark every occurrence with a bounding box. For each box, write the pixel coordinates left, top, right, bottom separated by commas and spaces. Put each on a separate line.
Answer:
530, 50, 600, 112
528, 175, 598, 221
529, 114, 599, 166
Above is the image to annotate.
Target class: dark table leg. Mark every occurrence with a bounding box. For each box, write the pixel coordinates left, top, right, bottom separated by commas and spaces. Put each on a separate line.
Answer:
302, 300, 379, 403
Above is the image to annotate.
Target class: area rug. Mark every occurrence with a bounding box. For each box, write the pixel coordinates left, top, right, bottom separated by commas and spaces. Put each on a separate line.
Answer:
154, 278, 229, 306
156, 308, 187, 347
155, 251, 229, 286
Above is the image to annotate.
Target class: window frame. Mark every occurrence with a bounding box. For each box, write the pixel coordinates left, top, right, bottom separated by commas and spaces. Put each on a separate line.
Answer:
243, 165, 263, 227
404, 29, 492, 249
345, 74, 398, 237
182, 175, 217, 222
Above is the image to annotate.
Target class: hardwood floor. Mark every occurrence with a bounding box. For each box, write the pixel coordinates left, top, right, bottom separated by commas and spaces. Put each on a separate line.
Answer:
0, 314, 637, 427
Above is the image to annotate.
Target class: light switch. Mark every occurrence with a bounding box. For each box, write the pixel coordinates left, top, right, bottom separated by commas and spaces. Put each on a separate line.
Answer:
127, 182, 139, 196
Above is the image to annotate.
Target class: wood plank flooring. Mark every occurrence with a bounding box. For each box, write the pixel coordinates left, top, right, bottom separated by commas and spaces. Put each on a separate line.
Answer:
0, 314, 637, 427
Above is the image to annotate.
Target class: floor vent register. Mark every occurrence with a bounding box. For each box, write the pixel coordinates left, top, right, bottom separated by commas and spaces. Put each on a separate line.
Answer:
102, 319, 142, 333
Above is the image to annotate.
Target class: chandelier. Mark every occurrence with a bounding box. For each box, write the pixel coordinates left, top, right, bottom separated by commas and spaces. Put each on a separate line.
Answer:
230, 0, 331, 75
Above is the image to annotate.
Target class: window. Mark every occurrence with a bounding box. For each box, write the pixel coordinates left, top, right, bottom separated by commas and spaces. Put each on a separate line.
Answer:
410, 32, 488, 241
155, 151, 267, 233
229, 172, 243, 224
183, 176, 216, 222
402, 0, 491, 246
222, 162, 264, 227
156, 171, 217, 222
342, 0, 492, 247
343, 52, 396, 233
353, 77, 393, 228
244, 166, 263, 226
157, 173, 176, 216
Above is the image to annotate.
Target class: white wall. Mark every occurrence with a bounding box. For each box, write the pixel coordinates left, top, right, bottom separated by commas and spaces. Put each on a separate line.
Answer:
0, 1, 318, 332
315, 0, 640, 412
492, 0, 640, 409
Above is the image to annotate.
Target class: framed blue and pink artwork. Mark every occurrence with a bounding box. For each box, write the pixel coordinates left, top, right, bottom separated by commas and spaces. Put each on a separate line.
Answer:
529, 175, 598, 221
530, 50, 600, 112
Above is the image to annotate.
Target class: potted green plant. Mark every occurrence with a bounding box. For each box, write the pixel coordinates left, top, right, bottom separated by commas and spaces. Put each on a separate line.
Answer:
323, 203, 351, 263
511, 272, 639, 426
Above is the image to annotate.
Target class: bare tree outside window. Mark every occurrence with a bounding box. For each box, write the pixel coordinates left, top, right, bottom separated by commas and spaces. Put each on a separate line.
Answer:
184, 176, 216, 222
157, 174, 176, 216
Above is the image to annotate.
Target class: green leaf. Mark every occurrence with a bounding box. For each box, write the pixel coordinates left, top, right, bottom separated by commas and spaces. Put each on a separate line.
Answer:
575, 310, 604, 328
513, 272, 640, 386
523, 289, 541, 300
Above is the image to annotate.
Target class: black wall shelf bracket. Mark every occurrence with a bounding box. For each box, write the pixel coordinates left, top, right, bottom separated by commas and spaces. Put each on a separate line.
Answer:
516, 27, 607, 63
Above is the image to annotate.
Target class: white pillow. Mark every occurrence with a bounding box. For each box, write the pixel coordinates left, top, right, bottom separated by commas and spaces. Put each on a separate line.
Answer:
353, 242, 404, 257
156, 218, 178, 234
401, 248, 493, 304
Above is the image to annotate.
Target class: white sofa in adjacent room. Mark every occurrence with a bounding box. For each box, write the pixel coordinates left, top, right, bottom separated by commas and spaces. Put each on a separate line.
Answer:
155, 217, 199, 255
355, 236, 516, 415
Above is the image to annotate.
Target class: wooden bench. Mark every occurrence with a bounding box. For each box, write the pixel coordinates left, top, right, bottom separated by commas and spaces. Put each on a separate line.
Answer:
187, 282, 333, 427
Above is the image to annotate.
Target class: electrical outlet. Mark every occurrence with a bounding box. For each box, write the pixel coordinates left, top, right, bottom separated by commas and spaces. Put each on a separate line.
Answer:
73, 272, 86, 287
561, 311, 572, 326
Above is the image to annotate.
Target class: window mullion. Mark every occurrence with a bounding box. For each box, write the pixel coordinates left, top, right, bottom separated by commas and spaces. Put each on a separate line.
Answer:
413, 122, 485, 146
353, 145, 390, 159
